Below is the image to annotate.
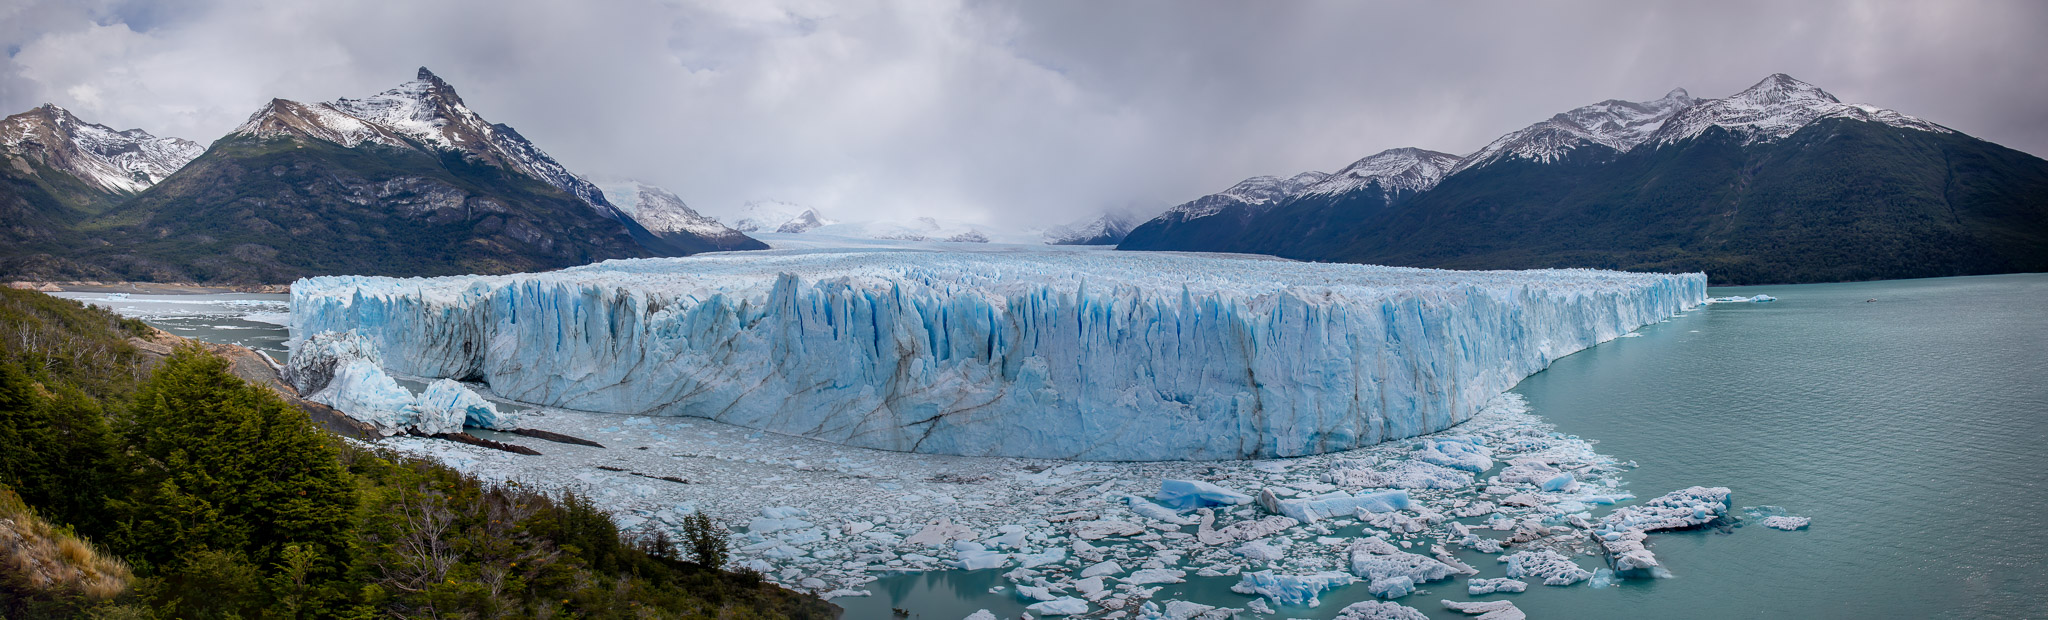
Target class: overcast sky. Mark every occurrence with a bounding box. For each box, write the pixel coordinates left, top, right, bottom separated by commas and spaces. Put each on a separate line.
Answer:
5, 0, 2044, 227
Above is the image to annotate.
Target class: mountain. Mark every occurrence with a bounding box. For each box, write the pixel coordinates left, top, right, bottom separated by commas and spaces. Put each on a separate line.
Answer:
1120, 147, 1461, 253
727, 200, 835, 233
1122, 74, 2048, 284
1042, 211, 1142, 245
1, 104, 202, 195
597, 180, 766, 253
1, 105, 203, 277
3, 68, 759, 283
1117, 171, 1329, 251
1450, 89, 1695, 174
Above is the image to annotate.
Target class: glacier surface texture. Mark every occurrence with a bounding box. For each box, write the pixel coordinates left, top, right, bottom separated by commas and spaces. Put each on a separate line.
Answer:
290, 249, 1704, 460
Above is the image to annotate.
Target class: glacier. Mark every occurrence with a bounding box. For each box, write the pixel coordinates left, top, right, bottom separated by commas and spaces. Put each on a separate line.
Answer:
290, 248, 1703, 460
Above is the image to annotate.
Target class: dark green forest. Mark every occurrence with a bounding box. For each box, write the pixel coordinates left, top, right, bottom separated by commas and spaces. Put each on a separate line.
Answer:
0, 287, 834, 619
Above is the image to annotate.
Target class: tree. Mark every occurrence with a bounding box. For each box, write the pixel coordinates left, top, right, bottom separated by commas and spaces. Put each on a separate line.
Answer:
681, 512, 730, 570
112, 345, 356, 579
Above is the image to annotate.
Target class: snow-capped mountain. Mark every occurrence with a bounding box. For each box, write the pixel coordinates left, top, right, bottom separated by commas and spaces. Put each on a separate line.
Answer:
1168, 171, 1331, 220
1, 104, 203, 193
1120, 72, 2044, 285
1042, 211, 1142, 245
1299, 148, 1463, 199
596, 180, 762, 251
1451, 89, 1696, 174
1648, 73, 1951, 145
232, 68, 617, 214
728, 200, 835, 233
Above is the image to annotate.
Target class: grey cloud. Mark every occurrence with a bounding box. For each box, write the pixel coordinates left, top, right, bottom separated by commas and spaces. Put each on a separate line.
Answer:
4, 0, 2042, 228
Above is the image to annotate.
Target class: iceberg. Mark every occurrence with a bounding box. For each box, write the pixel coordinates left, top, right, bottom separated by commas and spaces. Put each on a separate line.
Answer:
417, 378, 515, 431
1334, 600, 1428, 620
1276, 490, 1411, 523
1500, 549, 1593, 586
1156, 479, 1252, 510
1231, 570, 1355, 607
291, 248, 1703, 460
1466, 577, 1527, 595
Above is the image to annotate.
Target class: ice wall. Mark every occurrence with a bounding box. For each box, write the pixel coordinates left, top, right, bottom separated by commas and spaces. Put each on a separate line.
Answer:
290, 249, 1703, 460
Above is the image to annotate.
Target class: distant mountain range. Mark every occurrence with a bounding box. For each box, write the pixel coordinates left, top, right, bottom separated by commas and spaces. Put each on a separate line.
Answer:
1121, 74, 2048, 284
1, 68, 760, 284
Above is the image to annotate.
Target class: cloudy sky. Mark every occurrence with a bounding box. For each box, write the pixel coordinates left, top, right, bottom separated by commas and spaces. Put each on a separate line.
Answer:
5, 0, 2044, 228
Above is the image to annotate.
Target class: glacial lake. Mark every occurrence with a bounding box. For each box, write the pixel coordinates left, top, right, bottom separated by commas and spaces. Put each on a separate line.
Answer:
66, 273, 2048, 618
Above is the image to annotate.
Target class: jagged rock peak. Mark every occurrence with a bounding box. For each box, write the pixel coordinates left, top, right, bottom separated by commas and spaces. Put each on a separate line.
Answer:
2, 103, 204, 193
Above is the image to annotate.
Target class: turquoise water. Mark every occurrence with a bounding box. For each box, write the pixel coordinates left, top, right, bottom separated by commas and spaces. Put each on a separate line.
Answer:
843, 274, 2048, 619
82, 276, 2048, 618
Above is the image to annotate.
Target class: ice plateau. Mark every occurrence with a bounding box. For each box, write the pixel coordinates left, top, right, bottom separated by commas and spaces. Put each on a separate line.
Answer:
291, 248, 1703, 460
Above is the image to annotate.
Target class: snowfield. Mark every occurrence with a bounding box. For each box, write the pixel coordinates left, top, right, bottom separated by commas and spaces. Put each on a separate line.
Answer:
291, 247, 1704, 461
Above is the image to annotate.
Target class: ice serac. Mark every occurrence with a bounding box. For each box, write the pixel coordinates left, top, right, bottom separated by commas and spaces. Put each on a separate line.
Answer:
290, 248, 1704, 460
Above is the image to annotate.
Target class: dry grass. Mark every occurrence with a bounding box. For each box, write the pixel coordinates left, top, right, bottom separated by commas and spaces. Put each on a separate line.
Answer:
0, 486, 131, 601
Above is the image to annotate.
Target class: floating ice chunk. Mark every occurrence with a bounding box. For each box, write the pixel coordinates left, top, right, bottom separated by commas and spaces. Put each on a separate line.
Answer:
1350, 537, 1460, 592
1071, 520, 1146, 540
1277, 490, 1411, 523
1594, 486, 1732, 577
1081, 560, 1123, 578
1232, 570, 1355, 607
906, 518, 976, 546
1198, 511, 1297, 545
1417, 437, 1493, 473
1705, 294, 1776, 303
964, 610, 997, 620
417, 378, 513, 431
1761, 516, 1810, 530
1125, 568, 1188, 585
1327, 461, 1474, 490
1588, 568, 1619, 589
1234, 539, 1289, 563
1500, 549, 1592, 586
1333, 600, 1429, 620
1369, 575, 1415, 598
1016, 585, 1054, 601
1027, 597, 1089, 616
951, 541, 1010, 570
1443, 599, 1526, 620
761, 506, 808, 519
1019, 547, 1066, 568
1540, 472, 1577, 492
1157, 479, 1252, 510
1467, 577, 1527, 595
1745, 506, 1811, 530
1126, 495, 1196, 524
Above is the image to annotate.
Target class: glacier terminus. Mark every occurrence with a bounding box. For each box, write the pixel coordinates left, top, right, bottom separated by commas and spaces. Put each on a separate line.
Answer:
290, 247, 1704, 460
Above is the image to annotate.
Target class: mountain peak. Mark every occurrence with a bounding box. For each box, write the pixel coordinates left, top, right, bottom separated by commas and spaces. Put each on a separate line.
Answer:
416, 66, 441, 82
1452, 88, 1696, 174
1650, 72, 1944, 146
2, 103, 202, 193
1731, 73, 1839, 106
1300, 147, 1463, 198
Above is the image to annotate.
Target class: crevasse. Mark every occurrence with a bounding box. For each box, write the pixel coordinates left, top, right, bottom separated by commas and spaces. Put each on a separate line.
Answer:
290, 249, 1704, 460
